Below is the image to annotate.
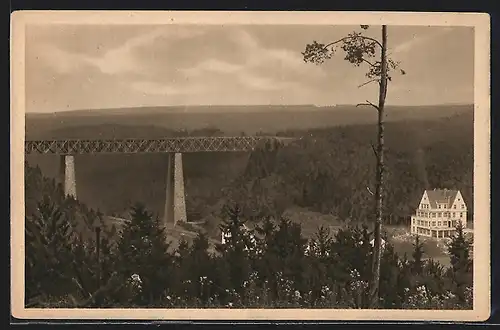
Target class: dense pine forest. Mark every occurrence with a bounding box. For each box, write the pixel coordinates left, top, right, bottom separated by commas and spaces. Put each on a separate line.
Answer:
25, 163, 473, 309
25, 127, 474, 308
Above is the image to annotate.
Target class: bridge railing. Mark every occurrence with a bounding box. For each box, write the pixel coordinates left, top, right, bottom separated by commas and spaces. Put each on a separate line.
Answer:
24, 136, 291, 155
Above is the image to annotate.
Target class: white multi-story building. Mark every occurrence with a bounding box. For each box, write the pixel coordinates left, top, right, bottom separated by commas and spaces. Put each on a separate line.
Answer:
410, 189, 468, 238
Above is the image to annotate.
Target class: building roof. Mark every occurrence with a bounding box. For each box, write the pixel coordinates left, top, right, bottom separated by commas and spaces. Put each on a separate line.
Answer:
425, 189, 459, 209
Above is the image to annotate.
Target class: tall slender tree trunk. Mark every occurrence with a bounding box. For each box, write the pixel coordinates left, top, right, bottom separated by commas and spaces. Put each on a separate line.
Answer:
369, 25, 388, 308
95, 226, 101, 288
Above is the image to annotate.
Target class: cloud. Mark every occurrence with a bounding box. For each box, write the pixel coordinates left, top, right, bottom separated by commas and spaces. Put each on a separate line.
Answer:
34, 44, 87, 74
25, 25, 473, 112
392, 27, 455, 54
180, 58, 244, 78
172, 28, 322, 95
84, 27, 206, 75
35, 26, 207, 77
232, 29, 325, 77
238, 72, 292, 91
131, 80, 205, 96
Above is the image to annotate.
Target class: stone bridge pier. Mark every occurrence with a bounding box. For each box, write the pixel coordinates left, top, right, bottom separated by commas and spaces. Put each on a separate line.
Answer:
30, 136, 290, 228
164, 152, 187, 226
58, 152, 188, 227
59, 155, 77, 199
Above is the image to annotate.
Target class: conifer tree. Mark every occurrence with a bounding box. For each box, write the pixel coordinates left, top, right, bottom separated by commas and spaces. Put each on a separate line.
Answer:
379, 241, 402, 308
411, 235, 425, 275
447, 224, 472, 303
267, 217, 308, 297
187, 232, 214, 302
169, 237, 191, 299
252, 216, 277, 292
216, 204, 251, 295
397, 253, 413, 306
422, 258, 446, 298
115, 203, 172, 306
25, 196, 76, 304
305, 225, 334, 306
254, 216, 276, 251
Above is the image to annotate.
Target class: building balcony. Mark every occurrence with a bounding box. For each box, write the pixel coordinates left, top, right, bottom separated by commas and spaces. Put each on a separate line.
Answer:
410, 215, 467, 239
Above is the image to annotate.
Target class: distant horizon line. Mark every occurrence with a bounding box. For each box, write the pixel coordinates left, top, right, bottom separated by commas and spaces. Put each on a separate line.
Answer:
26, 102, 474, 114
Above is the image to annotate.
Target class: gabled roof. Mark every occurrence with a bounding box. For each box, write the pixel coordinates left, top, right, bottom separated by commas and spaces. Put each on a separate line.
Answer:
425, 189, 459, 209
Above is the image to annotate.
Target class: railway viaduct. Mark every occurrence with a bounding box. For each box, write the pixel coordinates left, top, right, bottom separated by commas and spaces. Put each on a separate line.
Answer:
25, 136, 290, 226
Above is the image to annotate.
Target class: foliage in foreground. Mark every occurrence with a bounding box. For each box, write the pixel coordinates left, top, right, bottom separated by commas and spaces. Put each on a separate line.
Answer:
25, 194, 473, 310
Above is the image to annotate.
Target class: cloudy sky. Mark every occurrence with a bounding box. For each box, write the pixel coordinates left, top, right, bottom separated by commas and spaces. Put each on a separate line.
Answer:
25, 24, 474, 113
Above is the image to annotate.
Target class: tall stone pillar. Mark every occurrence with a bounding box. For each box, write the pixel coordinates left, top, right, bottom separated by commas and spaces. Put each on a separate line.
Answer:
164, 153, 187, 226
173, 153, 187, 224
59, 155, 77, 198
164, 153, 175, 226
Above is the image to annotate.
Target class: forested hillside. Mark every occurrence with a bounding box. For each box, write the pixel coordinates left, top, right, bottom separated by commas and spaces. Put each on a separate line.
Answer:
222, 111, 473, 229
26, 104, 471, 138
25, 108, 473, 236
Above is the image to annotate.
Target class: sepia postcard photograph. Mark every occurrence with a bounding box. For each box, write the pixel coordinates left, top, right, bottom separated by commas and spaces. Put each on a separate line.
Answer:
10, 11, 491, 321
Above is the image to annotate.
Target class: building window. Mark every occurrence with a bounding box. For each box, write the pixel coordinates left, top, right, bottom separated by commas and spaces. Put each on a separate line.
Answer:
460, 213, 463, 218
438, 221, 442, 226
454, 205, 457, 209
438, 212, 442, 217
438, 204, 441, 209
461, 204, 465, 209
432, 221, 436, 226
444, 204, 447, 209
432, 230, 437, 238
453, 212, 456, 217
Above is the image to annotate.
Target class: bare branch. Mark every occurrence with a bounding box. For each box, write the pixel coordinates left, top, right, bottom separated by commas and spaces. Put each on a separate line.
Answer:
362, 58, 376, 67
71, 277, 91, 298
71, 272, 124, 308
357, 79, 379, 88
370, 143, 378, 158
356, 100, 379, 112
324, 35, 383, 51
